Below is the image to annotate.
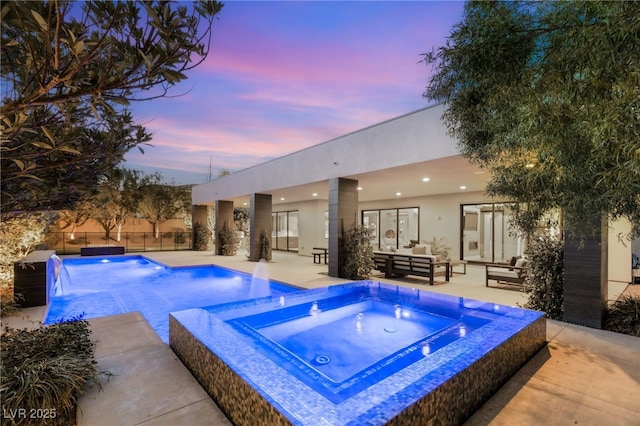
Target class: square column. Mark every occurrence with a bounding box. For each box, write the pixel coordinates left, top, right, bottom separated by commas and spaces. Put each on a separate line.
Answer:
249, 194, 272, 262
328, 178, 358, 277
215, 200, 234, 255
564, 217, 608, 328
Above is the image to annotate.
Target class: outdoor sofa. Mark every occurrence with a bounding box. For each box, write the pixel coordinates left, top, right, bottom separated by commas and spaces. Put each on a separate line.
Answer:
372, 251, 450, 285
485, 256, 527, 289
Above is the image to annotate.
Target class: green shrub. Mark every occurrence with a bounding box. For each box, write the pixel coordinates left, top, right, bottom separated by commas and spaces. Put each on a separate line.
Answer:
522, 236, 564, 320
259, 230, 271, 261
218, 225, 239, 256
604, 295, 640, 337
192, 222, 209, 251
1, 317, 102, 426
342, 224, 374, 280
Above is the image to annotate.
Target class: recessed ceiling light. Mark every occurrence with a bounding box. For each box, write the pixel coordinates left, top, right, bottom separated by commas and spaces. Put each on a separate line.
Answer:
422, 177, 430, 182
357, 187, 363, 191
312, 193, 318, 197
243, 202, 247, 206
396, 192, 402, 196
459, 186, 467, 190
280, 197, 285, 201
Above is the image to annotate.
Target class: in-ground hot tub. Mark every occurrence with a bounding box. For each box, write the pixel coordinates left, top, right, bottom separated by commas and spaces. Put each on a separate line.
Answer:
170, 281, 545, 425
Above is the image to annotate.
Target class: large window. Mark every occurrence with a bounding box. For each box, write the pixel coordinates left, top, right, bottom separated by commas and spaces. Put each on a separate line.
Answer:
461, 203, 522, 263
272, 210, 298, 252
362, 208, 419, 249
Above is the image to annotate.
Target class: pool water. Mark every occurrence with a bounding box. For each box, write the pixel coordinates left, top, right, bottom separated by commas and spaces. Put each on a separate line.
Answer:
44, 256, 297, 342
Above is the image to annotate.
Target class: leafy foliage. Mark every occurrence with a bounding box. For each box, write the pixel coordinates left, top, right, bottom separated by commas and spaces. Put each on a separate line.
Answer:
192, 222, 209, 251
342, 224, 375, 280
218, 224, 239, 256
0, 213, 53, 316
138, 179, 191, 239
604, 295, 640, 337
1, 0, 223, 213
1, 317, 103, 426
424, 0, 640, 239
426, 236, 451, 260
259, 230, 271, 262
90, 168, 147, 241
523, 237, 564, 320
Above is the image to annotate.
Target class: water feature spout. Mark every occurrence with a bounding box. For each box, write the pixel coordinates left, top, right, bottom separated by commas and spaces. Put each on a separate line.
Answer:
249, 259, 270, 299
394, 304, 402, 320
309, 301, 320, 317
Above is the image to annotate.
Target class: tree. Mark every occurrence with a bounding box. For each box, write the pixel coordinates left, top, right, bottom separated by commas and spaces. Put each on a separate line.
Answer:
424, 0, 640, 328
423, 0, 640, 239
1, 0, 224, 213
91, 168, 146, 242
138, 176, 191, 239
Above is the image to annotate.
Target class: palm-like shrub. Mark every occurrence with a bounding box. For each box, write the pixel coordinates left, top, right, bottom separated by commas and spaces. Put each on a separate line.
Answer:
522, 236, 564, 320
604, 295, 640, 337
342, 224, 374, 280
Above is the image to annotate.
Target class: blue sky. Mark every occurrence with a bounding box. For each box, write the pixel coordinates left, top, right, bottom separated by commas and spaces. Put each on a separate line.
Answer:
124, 1, 465, 184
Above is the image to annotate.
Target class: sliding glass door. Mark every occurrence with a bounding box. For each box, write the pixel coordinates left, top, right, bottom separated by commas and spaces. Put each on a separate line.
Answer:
461, 203, 522, 263
362, 207, 419, 249
272, 210, 298, 252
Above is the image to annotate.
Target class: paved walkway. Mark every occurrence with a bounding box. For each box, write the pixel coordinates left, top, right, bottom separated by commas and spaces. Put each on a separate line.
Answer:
4, 251, 639, 425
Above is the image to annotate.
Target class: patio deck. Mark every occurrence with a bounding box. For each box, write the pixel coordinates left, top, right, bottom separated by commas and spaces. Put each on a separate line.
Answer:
3, 250, 638, 425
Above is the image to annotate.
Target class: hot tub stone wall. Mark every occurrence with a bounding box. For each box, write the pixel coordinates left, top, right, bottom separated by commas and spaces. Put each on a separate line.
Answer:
382, 315, 546, 425
170, 312, 546, 426
170, 315, 292, 426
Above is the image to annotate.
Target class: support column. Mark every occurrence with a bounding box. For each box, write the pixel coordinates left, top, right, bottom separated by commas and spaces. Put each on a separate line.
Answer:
328, 178, 358, 278
249, 193, 272, 262
192, 205, 212, 250
215, 200, 234, 255
563, 216, 608, 328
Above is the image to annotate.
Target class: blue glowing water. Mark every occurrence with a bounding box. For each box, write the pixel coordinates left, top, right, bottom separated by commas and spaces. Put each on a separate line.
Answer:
45, 256, 297, 342
220, 283, 497, 403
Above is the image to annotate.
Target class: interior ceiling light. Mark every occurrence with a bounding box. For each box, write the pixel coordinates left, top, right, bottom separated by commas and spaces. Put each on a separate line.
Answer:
459, 186, 467, 190
312, 193, 318, 197
280, 197, 285, 201
422, 177, 430, 182
396, 192, 402, 196
357, 187, 363, 191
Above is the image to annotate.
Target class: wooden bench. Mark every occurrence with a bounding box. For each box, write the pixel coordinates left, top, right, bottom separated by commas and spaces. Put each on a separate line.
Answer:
312, 247, 328, 264
486, 263, 527, 289
373, 253, 449, 285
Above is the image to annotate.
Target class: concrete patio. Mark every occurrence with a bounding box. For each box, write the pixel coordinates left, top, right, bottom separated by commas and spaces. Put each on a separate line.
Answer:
4, 250, 639, 425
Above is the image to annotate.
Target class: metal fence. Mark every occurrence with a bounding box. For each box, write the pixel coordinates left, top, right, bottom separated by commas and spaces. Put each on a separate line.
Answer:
45, 231, 192, 255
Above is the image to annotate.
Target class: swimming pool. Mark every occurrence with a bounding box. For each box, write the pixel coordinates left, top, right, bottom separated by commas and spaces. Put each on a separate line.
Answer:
171, 281, 546, 425
44, 255, 298, 342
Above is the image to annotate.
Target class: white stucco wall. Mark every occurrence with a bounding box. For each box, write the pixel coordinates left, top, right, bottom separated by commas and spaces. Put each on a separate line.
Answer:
193, 104, 456, 204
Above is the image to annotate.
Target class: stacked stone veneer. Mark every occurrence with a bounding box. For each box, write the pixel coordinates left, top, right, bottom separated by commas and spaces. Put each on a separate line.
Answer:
170, 313, 546, 426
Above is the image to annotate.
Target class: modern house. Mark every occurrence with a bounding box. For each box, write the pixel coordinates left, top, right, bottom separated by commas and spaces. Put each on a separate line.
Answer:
192, 103, 634, 285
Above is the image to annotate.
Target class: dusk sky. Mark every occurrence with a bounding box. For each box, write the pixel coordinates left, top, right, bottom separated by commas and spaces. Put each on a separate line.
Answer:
124, 1, 466, 185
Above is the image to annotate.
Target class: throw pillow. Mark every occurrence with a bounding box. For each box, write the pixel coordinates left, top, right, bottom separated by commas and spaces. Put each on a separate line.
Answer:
412, 246, 427, 255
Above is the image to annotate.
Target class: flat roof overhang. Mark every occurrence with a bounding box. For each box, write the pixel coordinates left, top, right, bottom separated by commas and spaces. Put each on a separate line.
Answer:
192, 104, 489, 207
